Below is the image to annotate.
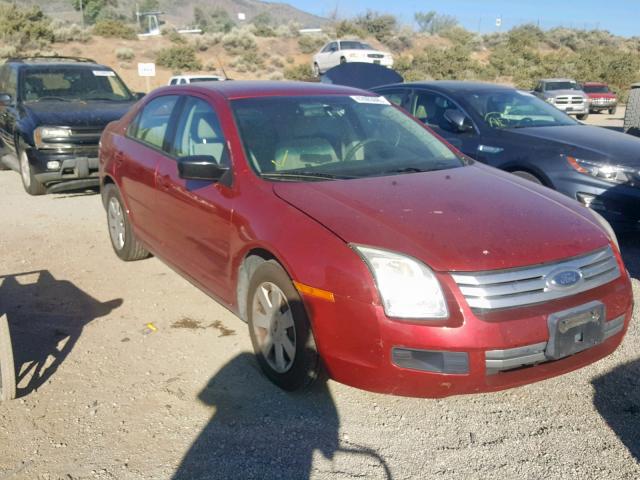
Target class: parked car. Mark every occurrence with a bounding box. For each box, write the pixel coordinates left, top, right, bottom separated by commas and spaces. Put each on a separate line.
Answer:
0, 56, 142, 195
373, 81, 640, 231
623, 82, 640, 135
99, 81, 631, 397
532, 78, 590, 120
583, 82, 617, 114
312, 40, 393, 76
168, 74, 225, 85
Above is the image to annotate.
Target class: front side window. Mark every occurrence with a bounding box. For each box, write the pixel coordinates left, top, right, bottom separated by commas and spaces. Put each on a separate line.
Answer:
466, 90, 578, 129
169, 97, 228, 166
232, 95, 464, 182
413, 91, 468, 130
21, 67, 133, 102
128, 95, 179, 150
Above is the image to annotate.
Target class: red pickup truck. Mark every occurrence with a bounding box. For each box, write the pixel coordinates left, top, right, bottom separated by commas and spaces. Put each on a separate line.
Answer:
583, 82, 618, 114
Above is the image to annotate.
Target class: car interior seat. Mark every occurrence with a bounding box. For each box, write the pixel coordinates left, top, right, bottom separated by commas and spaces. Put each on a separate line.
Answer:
273, 137, 338, 171
188, 112, 227, 166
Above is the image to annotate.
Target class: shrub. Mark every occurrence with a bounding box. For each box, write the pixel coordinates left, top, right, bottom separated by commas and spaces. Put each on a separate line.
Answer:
221, 29, 257, 54
115, 47, 134, 60
333, 20, 366, 39
93, 19, 137, 40
251, 12, 276, 37
0, 3, 54, 50
156, 45, 202, 71
414, 11, 458, 35
355, 11, 397, 43
283, 64, 315, 82
298, 35, 326, 54
167, 29, 186, 44
194, 7, 235, 34
51, 21, 91, 43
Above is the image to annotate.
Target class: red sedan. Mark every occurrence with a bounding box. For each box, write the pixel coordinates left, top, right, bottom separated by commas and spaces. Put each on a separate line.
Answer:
99, 81, 633, 397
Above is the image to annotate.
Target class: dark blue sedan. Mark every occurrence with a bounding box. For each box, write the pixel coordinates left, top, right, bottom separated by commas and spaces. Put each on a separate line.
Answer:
372, 81, 640, 231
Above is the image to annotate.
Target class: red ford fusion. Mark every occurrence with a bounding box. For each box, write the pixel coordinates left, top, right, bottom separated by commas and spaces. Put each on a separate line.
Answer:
98, 81, 633, 397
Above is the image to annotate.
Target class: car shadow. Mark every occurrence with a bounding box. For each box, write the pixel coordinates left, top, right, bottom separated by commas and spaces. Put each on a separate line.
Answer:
592, 358, 640, 462
172, 352, 393, 480
0, 270, 122, 397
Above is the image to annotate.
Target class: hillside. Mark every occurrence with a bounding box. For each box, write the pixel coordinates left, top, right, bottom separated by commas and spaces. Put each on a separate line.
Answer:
20, 0, 328, 28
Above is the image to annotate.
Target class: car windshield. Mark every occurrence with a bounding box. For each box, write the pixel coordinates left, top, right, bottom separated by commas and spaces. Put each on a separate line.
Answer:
232, 95, 465, 181
21, 67, 133, 102
583, 85, 610, 93
340, 41, 373, 50
188, 77, 221, 83
545, 81, 579, 91
466, 90, 578, 129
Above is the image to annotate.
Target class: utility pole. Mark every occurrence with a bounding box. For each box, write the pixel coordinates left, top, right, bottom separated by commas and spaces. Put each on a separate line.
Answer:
79, 0, 85, 28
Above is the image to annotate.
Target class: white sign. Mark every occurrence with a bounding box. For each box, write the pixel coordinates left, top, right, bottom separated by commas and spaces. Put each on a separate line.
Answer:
238, 12, 246, 21
138, 63, 156, 77
495, 17, 502, 27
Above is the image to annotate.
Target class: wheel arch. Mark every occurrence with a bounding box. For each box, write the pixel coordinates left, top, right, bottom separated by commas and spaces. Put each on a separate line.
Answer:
502, 164, 553, 188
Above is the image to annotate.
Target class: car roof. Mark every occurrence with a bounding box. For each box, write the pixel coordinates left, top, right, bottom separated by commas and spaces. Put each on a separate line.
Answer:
172, 75, 222, 79
583, 81, 607, 86
540, 78, 577, 82
377, 80, 516, 94
164, 81, 371, 99
6, 56, 103, 68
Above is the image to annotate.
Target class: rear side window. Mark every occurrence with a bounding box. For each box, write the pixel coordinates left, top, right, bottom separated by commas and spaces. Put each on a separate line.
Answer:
169, 78, 178, 85
128, 95, 179, 150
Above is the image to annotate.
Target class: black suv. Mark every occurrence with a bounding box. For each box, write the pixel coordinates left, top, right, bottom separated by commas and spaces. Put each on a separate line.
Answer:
0, 57, 141, 195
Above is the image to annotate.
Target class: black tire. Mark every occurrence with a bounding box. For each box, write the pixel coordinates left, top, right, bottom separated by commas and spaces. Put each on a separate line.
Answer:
247, 261, 321, 391
576, 113, 589, 121
511, 170, 543, 185
312, 63, 320, 77
19, 149, 46, 195
0, 314, 16, 402
609, 106, 617, 115
103, 184, 149, 261
340, 56, 346, 64
623, 88, 640, 133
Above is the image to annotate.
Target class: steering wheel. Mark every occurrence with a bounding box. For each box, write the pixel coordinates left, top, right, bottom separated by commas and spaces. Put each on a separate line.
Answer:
343, 138, 390, 162
484, 112, 507, 128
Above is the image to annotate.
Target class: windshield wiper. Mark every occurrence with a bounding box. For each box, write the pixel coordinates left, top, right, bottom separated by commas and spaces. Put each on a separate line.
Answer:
32, 96, 70, 102
384, 167, 428, 174
261, 171, 355, 181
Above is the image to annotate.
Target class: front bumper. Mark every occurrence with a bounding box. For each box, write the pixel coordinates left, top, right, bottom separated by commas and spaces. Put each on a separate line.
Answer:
554, 104, 589, 115
304, 270, 632, 398
27, 148, 100, 189
589, 99, 617, 112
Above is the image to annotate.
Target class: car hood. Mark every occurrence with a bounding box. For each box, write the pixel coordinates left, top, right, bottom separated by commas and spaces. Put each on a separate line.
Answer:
273, 164, 608, 272
587, 92, 616, 99
22, 100, 136, 128
546, 89, 587, 97
506, 125, 640, 167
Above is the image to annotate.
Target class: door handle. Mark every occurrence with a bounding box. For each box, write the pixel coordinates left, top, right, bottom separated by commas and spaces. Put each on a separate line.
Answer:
157, 174, 171, 190
114, 151, 125, 165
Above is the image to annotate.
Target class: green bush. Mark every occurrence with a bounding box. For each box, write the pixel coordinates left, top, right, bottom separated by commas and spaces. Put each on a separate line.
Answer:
93, 19, 137, 40
251, 12, 276, 37
298, 35, 325, 54
283, 64, 315, 82
115, 47, 134, 60
51, 20, 91, 43
414, 11, 458, 35
221, 29, 257, 55
194, 7, 235, 34
333, 20, 366, 39
156, 45, 202, 71
0, 3, 54, 50
355, 11, 397, 43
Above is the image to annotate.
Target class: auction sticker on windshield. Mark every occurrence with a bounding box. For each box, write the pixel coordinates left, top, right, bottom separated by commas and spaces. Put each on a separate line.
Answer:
93, 70, 115, 77
351, 95, 391, 105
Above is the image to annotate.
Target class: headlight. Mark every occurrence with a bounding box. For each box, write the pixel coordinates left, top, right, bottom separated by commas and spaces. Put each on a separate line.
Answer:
566, 156, 639, 187
353, 245, 448, 319
34, 126, 71, 148
588, 208, 619, 251
546, 97, 555, 104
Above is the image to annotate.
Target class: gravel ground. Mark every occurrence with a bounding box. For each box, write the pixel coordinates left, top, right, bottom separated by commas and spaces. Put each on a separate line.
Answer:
0, 157, 639, 479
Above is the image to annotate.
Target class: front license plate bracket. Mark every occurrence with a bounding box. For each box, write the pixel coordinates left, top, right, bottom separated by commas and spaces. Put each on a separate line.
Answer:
546, 301, 605, 360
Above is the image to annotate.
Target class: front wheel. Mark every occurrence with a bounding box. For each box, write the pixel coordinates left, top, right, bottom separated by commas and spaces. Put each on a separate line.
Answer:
576, 113, 589, 121
609, 107, 617, 115
511, 170, 543, 185
103, 184, 149, 261
19, 149, 46, 195
247, 261, 322, 391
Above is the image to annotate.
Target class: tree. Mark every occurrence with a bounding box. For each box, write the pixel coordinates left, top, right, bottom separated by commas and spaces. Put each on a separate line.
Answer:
70, 0, 118, 24
0, 3, 53, 50
194, 7, 235, 33
355, 11, 397, 43
414, 11, 458, 35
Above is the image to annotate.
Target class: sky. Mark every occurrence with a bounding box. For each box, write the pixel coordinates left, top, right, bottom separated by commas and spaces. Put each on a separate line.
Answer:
275, 0, 639, 37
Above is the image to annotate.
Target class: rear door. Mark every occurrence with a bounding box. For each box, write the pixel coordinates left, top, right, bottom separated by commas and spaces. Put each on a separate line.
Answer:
0, 65, 19, 158
116, 94, 179, 248
155, 94, 235, 300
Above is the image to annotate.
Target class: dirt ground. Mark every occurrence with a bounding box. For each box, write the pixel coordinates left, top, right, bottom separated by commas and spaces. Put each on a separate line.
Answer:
0, 133, 639, 478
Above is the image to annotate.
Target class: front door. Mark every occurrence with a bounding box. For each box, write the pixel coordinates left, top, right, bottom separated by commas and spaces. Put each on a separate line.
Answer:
154, 95, 235, 300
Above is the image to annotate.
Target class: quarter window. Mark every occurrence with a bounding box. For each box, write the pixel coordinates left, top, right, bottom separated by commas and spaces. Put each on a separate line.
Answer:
128, 95, 179, 150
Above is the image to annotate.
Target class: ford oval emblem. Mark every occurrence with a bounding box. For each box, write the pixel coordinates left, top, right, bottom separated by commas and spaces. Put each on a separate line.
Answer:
546, 268, 583, 290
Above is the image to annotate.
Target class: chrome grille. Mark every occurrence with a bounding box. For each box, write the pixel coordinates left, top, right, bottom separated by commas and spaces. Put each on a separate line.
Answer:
451, 246, 620, 310
555, 95, 585, 105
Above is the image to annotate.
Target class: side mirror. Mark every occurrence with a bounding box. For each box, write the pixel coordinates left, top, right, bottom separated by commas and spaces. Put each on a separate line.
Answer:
0, 93, 12, 106
178, 155, 228, 181
133, 92, 146, 100
444, 109, 474, 133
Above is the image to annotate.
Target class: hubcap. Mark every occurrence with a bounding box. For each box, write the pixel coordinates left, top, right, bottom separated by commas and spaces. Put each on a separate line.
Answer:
107, 197, 126, 250
20, 152, 31, 188
251, 282, 296, 373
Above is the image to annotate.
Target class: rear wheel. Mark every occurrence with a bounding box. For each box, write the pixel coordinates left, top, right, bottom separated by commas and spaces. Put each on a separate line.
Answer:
609, 106, 617, 115
576, 113, 589, 121
511, 170, 543, 185
340, 56, 346, 64
247, 261, 321, 391
0, 314, 16, 402
104, 184, 149, 261
19, 149, 46, 195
